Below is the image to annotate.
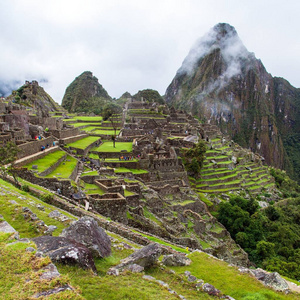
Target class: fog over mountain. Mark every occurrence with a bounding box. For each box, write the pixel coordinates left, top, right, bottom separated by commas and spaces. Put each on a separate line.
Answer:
0, 0, 299, 102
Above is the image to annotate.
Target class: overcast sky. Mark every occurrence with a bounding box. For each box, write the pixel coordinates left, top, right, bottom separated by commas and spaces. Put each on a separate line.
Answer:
1, 0, 299, 103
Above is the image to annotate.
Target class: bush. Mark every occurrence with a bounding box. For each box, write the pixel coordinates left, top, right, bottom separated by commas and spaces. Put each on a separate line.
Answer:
22, 185, 30, 192
40, 193, 54, 203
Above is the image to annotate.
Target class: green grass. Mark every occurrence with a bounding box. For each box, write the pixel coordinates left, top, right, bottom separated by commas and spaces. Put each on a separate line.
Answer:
0, 179, 76, 238
92, 129, 121, 135
44, 155, 77, 179
23, 150, 65, 173
172, 251, 299, 300
104, 158, 139, 163
0, 233, 83, 299
67, 136, 100, 149
93, 141, 133, 153
83, 183, 105, 195
114, 167, 148, 174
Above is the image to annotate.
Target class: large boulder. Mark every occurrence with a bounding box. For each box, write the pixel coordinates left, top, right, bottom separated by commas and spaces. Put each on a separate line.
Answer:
60, 216, 111, 258
32, 236, 97, 273
263, 272, 289, 292
108, 243, 161, 274
162, 254, 191, 266
0, 220, 19, 239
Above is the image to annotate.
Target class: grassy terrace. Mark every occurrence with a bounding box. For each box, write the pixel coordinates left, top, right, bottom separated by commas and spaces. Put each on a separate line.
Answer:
64, 116, 103, 122
92, 141, 133, 153
104, 158, 139, 162
90, 129, 121, 135
44, 155, 77, 179
70, 123, 102, 128
23, 150, 66, 173
114, 167, 148, 174
66, 136, 100, 149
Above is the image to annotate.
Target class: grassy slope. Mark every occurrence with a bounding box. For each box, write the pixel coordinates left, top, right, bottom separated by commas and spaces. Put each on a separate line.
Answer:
23, 150, 65, 172
0, 179, 299, 299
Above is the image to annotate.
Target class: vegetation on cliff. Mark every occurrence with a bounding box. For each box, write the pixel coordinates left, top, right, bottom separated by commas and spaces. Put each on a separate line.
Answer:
133, 89, 164, 104
61, 71, 111, 114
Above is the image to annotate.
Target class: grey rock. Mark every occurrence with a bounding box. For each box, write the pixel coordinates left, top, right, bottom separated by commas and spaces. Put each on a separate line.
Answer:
187, 275, 197, 282
142, 275, 156, 281
162, 254, 191, 267
263, 272, 289, 291
40, 263, 60, 280
250, 268, 267, 280
48, 210, 62, 218
125, 264, 144, 273
9, 200, 17, 205
26, 247, 36, 252
116, 243, 161, 271
60, 216, 111, 258
179, 295, 187, 300
44, 225, 57, 235
0, 220, 19, 239
107, 267, 120, 276
32, 235, 97, 273
36, 204, 45, 211
184, 271, 191, 276
156, 280, 169, 288
32, 284, 72, 298
32, 165, 38, 169
202, 283, 221, 296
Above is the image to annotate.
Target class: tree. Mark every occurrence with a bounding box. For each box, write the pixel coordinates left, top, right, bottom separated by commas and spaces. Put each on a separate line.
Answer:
181, 140, 206, 178
102, 103, 122, 148
0, 142, 20, 186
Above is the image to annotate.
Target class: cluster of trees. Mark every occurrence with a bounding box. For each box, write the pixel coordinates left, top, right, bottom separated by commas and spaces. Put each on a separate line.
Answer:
181, 140, 206, 178
217, 195, 300, 280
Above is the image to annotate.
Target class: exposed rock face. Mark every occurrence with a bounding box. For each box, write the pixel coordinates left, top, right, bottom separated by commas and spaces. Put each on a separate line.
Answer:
162, 254, 191, 266
61, 71, 111, 113
60, 216, 111, 258
7, 81, 63, 116
32, 236, 97, 273
165, 23, 300, 182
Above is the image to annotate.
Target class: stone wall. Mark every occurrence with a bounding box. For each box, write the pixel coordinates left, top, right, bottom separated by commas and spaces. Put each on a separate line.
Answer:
17, 136, 54, 159
80, 175, 101, 184
88, 193, 128, 224
50, 128, 80, 139
15, 168, 74, 197
69, 161, 80, 181
94, 179, 124, 195
39, 154, 67, 176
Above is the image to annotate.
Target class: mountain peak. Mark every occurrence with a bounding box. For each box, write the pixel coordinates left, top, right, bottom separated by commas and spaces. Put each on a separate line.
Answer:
178, 23, 248, 76
213, 23, 237, 38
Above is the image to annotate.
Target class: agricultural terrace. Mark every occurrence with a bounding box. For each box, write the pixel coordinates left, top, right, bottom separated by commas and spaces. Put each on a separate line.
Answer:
44, 155, 77, 179
23, 150, 66, 173
66, 136, 100, 149
63, 116, 103, 122
69, 123, 103, 128
92, 141, 133, 153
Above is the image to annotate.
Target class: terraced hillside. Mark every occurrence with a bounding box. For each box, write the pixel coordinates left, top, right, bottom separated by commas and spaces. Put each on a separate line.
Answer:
192, 137, 275, 195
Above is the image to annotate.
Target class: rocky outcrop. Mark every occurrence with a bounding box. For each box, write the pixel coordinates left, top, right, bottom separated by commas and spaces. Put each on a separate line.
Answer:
60, 216, 111, 258
162, 254, 191, 266
32, 236, 97, 273
165, 23, 300, 182
107, 243, 161, 274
